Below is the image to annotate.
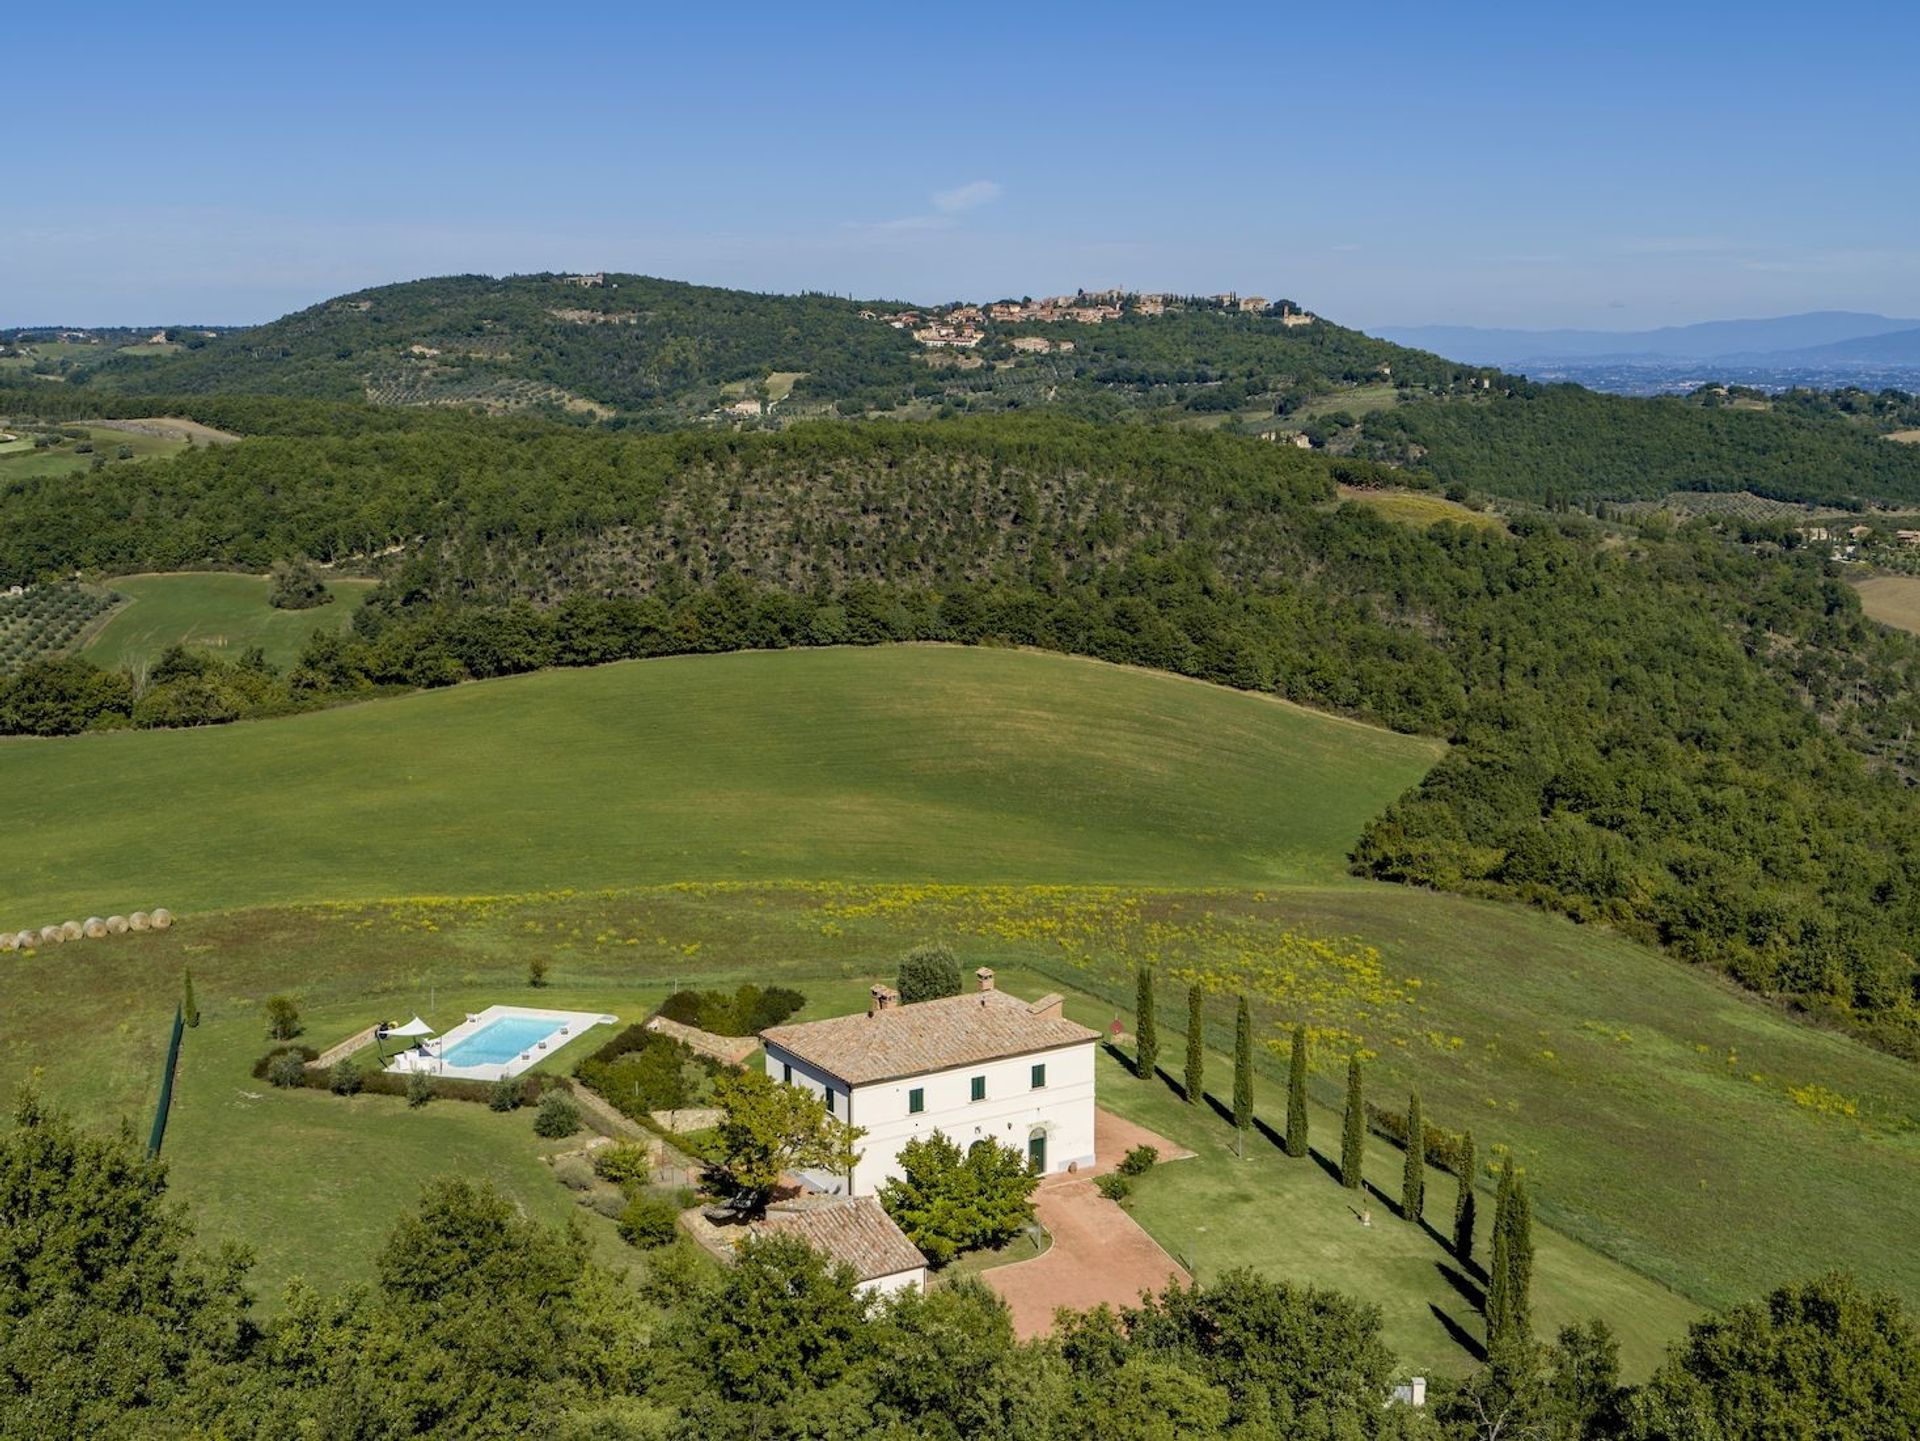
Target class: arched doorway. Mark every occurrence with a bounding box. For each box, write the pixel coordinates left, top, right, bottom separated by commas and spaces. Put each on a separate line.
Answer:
1027, 1126, 1048, 1174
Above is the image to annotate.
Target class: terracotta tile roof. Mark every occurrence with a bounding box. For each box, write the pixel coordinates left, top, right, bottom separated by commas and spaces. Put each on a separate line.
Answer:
749, 1196, 926, 1281
761, 989, 1098, 1086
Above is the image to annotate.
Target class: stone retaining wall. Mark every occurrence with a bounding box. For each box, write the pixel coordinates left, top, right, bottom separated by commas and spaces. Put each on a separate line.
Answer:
309, 1024, 380, 1071
644, 1014, 761, 1066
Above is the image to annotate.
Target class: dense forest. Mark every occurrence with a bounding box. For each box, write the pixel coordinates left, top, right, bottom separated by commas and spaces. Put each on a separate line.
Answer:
8, 1093, 1916, 1440
1366, 382, 1920, 507
5, 409, 1920, 1052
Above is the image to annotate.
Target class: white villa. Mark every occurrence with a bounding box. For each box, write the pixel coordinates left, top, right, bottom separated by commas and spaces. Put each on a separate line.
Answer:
760, 968, 1099, 1195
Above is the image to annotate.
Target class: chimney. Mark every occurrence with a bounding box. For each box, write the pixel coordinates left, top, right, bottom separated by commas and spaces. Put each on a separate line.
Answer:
868, 984, 899, 1017
975, 967, 996, 993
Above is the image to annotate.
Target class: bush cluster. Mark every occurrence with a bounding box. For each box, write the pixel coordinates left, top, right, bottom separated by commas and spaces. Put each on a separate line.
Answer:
654, 984, 803, 1037
574, 1024, 724, 1122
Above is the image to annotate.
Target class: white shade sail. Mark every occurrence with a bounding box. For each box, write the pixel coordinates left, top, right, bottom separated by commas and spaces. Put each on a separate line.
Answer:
386, 1016, 436, 1037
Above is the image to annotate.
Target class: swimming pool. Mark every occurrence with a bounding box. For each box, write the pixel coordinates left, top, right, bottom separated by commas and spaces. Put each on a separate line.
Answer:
438, 1015, 566, 1067
386, 1005, 617, 1080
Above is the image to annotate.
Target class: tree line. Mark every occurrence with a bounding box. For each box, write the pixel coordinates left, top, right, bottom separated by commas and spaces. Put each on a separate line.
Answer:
7, 1090, 1918, 1439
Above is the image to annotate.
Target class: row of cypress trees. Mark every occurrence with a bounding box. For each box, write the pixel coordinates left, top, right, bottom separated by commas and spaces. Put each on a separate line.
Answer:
1136, 967, 1532, 1340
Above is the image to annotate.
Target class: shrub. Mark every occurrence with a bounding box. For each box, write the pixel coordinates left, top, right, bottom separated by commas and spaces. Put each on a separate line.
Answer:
593, 1142, 655, 1188
264, 995, 301, 1040
489, 1076, 523, 1112
405, 1070, 434, 1108
534, 1089, 581, 1138
896, 943, 963, 1003
528, 954, 550, 988
269, 559, 331, 611
586, 1187, 631, 1219
552, 1155, 595, 1191
617, 1193, 682, 1250
1095, 1173, 1133, 1203
328, 1059, 363, 1096
1118, 1144, 1159, 1177
267, 1052, 310, 1089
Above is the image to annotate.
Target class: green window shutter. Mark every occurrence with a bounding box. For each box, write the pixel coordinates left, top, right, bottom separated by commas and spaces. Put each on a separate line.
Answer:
1031, 1063, 1046, 1089
908, 1087, 924, 1114
970, 1075, 986, 1102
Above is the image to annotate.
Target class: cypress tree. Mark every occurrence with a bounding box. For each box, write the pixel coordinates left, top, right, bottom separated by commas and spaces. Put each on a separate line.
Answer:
182, 968, 199, 1029
1340, 1055, 1364, 1190
1487, 1158, 1516, 1342
1232, 996, 1253, 1154
1453, 1131, 1477, 1263
1401, 1090, 1425, 1222
1508, 1177, 1534, 1341
1183, 984, 1205, 1105
1135, 965, 1158, 1081
1285, 1025, 1309, 1158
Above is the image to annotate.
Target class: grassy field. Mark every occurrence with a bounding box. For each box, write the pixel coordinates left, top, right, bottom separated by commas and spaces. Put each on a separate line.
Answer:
83, 571, 378, 673
1852, 574, 1920, 634
1, 646, 1441, 920
1336, 485, 1507, 532
0, 421, 192, 481
1886, 429, 1920, 444
3, 646, 1915, 1357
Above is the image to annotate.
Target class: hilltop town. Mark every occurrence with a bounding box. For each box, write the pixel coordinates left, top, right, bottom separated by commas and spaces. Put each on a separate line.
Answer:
865, 288, 1315, 349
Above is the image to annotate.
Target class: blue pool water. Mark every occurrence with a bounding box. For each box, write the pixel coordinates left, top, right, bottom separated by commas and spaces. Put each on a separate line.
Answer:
439, 1016, 562, 1067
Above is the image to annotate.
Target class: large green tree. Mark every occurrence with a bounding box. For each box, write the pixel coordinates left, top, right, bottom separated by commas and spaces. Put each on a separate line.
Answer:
897, 942, 963, 1003
1340, 1056, 1364, 1190
712, 1068, 865, 1211
1400, 1090, 1424, 1223
1136, 965, 1158, 1081
1184, 984, 1205, 1105
1285, 1024, 1309, 1159
878, 1132, 1038, 1266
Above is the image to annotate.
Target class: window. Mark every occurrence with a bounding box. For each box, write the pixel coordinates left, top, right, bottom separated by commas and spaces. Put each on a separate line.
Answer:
825, 1087, 835, 1115
908, 1087, 925, 1115
1031, 1063, 1047, 1090
970, 1075, 986, 1103
782, 1063, 792, 1084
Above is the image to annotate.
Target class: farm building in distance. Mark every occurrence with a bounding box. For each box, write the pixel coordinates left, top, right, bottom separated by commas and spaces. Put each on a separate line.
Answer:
760, 968, 1099, 1196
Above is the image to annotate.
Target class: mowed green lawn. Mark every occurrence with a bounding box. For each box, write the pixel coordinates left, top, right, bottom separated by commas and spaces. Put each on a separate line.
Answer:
1, 645, 1441, 921
83, 571, 377, 673
4, 646, 1917, 1362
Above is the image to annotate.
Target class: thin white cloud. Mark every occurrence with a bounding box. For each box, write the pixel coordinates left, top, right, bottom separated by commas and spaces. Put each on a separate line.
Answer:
932, 180, 1003, 215
844, 181, 1006, 240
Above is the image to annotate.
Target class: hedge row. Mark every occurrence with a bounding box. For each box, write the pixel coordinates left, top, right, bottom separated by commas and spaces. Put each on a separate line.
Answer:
253, 1045, 563, 1106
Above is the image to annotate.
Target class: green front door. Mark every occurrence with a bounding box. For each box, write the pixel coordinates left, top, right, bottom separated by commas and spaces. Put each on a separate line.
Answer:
1027, 1129, 1047, 1173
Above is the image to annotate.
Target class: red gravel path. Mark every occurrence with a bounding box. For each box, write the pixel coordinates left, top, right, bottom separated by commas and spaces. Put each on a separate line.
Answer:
984, 1109, 1191, 1338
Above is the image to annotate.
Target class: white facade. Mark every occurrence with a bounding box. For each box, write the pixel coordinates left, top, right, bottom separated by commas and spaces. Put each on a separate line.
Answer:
860, 1264, 927, 1298
764, 1035, 1098, 1196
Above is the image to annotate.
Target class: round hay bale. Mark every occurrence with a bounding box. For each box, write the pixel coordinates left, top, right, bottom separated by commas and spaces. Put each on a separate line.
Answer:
151, 908, 174, 931
106, 915, 128, 934
14, 932, 34, 951
83, 917, 107, 939
129, 912, 151, 931
60, 921, 83, 942
39, 925, 63, 946
0, 933, 16, 953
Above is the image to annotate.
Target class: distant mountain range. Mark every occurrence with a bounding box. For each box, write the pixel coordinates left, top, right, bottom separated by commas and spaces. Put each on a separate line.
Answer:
1377, 311, 1920, 367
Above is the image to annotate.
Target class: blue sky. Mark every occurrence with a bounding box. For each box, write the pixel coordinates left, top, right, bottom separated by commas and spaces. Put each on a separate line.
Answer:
9, 1, 1918, 330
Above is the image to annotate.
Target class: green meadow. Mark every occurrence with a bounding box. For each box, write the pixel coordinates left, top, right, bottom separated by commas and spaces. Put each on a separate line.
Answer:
0, 421, 189, 481
82, 571, 377, 673
2, 645, 1915, 1367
